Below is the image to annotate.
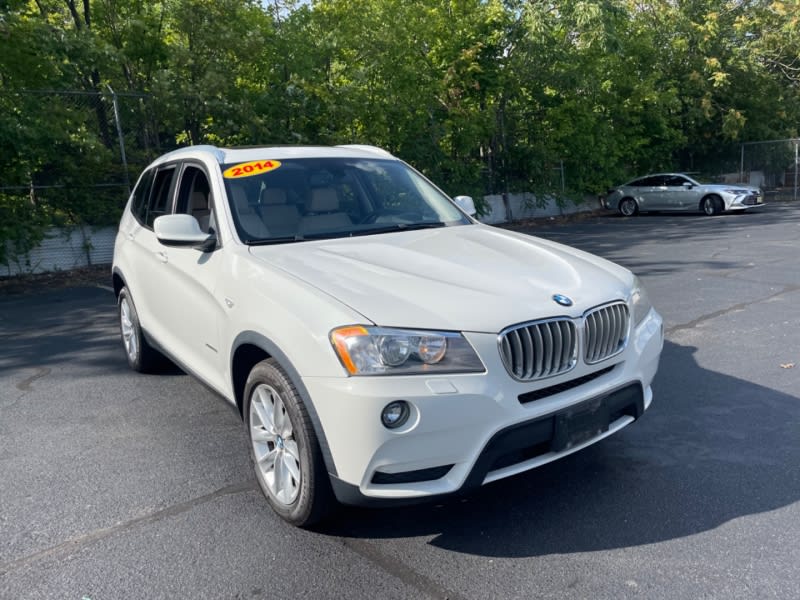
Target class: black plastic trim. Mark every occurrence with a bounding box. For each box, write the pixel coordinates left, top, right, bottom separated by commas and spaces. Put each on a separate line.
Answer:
371, 465, 453, 485
518, 365, 615, 404
231, 331, 338, 477
331, 382, 644, 507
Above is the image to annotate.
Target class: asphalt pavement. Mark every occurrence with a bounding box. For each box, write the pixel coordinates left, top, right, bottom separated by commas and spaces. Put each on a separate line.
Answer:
1, 203, 799, 599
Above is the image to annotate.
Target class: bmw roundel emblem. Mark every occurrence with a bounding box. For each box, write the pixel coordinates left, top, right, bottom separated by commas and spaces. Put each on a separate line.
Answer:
552, 294, 573, 307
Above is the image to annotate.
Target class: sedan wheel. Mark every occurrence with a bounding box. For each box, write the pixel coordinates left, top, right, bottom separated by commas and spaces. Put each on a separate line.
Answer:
702, 196, 722, 216
244, 359, 334, 526
619, 198, 638, 216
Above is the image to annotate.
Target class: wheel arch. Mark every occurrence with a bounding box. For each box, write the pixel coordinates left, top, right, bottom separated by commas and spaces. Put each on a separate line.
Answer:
231, 331, 338, 477
112, 268, 126, 298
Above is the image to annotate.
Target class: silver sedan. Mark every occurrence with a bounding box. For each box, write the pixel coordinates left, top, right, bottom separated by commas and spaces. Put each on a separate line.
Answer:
605, 173, 764, 216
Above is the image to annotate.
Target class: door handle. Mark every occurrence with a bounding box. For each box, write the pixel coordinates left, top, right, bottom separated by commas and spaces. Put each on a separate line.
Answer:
156, 251, 168, 263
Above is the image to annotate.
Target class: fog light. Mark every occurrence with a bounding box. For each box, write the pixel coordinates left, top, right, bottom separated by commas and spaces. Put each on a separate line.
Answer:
381, 401, 410, 429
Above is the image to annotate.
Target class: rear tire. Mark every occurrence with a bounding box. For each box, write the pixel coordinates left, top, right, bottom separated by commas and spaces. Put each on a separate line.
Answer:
701, 196, 722, 216
118, 287, 165, 373
244, 358, 335, 527
619, 198, 638, 216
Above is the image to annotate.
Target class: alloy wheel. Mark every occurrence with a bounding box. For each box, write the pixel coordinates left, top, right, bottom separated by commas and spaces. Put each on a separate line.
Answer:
120, 297, 138, 362
249, 383, 302, 505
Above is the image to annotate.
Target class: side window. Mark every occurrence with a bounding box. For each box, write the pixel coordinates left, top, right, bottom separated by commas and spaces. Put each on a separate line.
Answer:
637, 176, 666, 187
175, 164, 214, 233
665, 175, 689, 187
145, 166, 177, 229
130, 168, 155, 225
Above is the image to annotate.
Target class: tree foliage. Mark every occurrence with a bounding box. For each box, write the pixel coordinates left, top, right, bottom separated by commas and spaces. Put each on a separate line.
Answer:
1, 0, 799, 263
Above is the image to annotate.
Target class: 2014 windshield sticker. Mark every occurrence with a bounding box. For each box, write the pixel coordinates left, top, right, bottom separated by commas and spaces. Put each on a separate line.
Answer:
223, 160, 281, 178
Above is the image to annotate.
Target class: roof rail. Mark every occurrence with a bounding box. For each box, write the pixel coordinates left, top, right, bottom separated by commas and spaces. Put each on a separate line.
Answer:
161, 144, 226, 163
336, 144, 394, 158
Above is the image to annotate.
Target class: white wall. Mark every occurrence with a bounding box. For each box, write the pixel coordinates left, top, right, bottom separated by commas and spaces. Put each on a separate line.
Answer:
3, 226, 116, 277
477, 193, 598, 224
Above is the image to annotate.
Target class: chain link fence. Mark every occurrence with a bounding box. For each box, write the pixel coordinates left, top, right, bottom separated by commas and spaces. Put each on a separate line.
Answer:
3, 89, 797, 277
0, 89, 160, 276
740, 139, 800, 202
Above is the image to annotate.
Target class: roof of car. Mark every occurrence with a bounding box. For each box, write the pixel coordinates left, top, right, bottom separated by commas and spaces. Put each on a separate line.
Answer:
152, 144, 396, 166
632, 172, 688, 178
622, 172, 698, 184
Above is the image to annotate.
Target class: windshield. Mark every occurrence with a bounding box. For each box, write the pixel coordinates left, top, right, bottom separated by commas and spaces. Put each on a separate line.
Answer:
220, 157, 471, 243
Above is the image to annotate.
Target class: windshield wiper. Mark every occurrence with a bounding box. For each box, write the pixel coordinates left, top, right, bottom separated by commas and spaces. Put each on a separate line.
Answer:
347, 222, 446, 237
247, 235, 306, 245
247, 222, 447, 245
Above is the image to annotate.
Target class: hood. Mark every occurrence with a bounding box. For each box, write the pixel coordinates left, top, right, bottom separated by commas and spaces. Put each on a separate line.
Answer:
248, 224, 633, 333
703, 183, 761, 193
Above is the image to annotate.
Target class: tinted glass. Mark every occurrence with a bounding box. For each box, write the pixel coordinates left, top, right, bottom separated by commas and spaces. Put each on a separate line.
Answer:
130, 168, 155, 224
175, 165, 214, 233
664, 175, 690, 186
221, 157, 470, 243
647, 176, 668, 186
145, 167, 176, 228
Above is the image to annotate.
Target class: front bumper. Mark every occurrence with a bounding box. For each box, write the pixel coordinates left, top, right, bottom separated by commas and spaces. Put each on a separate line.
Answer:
303, 309, 663, 505
727, 193, 765, 210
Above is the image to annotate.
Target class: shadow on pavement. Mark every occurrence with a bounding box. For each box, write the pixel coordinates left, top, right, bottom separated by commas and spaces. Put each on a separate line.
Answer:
320, 339, 800, 557
0, 286, 181, 376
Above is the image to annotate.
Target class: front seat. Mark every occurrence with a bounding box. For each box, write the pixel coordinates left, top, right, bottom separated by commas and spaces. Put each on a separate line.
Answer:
190, 191, 211, 232
230, 186, 270, 239
259, 187, 300, 237
299, 187, 352, 235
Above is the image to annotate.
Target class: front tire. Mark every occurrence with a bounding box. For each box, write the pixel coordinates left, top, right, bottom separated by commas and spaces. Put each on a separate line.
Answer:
244, 359, 334, 527
619, 198, 639, 216
701, 196, 722, 216
118, 287, 164, 373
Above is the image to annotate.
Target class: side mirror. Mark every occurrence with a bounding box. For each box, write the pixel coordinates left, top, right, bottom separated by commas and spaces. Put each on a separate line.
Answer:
453, 195, 477, 216
154, 214, 217, 251
682, 182, 693, 189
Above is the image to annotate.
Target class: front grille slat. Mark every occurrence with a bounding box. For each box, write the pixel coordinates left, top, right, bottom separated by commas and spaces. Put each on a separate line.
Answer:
610, 307, 619, 356
510, 330, 523, 377
541, 323, 554, 375
499, 318, 576, 381
584, 302, 629, 364
551, 322, 562, 374
586, 312, 597, 362
520, 327, 534, 379
532, 326, 544, 377
560, 321, 573, 369
614, 304, 625, 355
499, 302, 628, 381
604, 307, 616, 358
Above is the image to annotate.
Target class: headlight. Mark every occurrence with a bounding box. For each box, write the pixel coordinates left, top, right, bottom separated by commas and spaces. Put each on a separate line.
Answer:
631, 276, 653, 326
330, 326, 484, 376
724, 189, 748, 195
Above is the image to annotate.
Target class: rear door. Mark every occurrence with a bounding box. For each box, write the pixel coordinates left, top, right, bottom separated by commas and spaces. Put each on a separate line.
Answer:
634, 175, 669, 211
127, 163, 179, 346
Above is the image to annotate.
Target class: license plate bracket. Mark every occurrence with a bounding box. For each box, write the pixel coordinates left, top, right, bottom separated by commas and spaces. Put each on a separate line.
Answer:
551, 396, 610, 452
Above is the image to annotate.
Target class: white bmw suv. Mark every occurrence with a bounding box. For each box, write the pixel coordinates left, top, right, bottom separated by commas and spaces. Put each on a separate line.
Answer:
112, 144, 663, 526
